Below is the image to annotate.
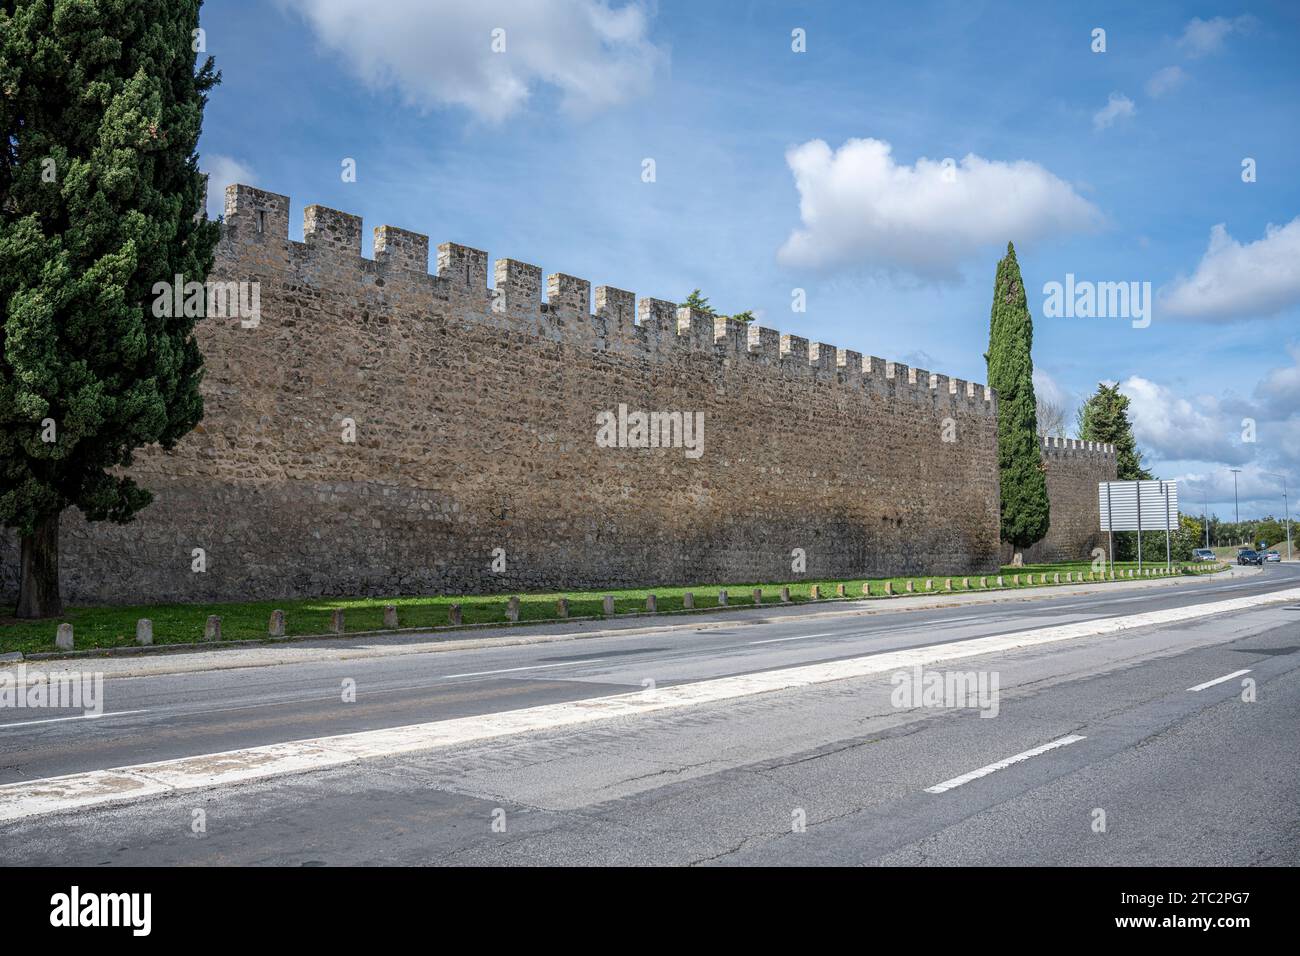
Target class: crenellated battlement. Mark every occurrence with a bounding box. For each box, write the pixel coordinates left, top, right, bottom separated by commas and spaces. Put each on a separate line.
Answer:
1040, 435, 1115, 457
221, 184, 996, 416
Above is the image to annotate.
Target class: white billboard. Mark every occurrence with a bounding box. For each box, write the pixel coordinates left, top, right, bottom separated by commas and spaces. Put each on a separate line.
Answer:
1099, 480, 1178, 532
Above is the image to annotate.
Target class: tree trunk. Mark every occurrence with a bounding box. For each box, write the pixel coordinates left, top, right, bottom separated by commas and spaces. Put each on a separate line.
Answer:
16, 511, 63, 618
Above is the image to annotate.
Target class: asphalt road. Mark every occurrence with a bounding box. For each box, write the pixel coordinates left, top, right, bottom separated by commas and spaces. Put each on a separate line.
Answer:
2, 563, 1298, 865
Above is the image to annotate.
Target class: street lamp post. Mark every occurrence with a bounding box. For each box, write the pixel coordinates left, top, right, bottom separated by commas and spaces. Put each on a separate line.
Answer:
1263, 472, 1292, 562
1230, 468, 1242, 543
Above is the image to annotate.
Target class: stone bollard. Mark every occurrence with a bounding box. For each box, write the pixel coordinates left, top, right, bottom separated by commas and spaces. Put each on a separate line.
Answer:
555, 597, 569, 618
884, 581, 893, 595
835, 583, 846, 597
136, 618, 153, 646
205, 615, 222, 641
383, 605, 399, 628
645, 594, 657, 613
962, 577, 970, 589
1012, 574, 1020, 586
905, 580, 914, 593
268, 609, 285, 638
979, 577, 988, 588
925, 579, 933, 591
809, 585, 820, 599
996, 576, 1004, 587
862, 583, 871, 595
1053, 572, 1060, 583
448, 603, 463, 625
603, 595, 615, 616
56, 623, 73, 651
506, 596, 521, 622
945, 578, 953, 591
330, 609, 345, 634
753, 588, 763, 605
781, 586, 791, 603
683, 592, 694, 609
718, 589, 728, 606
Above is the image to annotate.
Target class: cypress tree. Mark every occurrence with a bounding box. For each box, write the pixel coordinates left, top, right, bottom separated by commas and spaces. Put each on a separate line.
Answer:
986, 242, 1050, 561
1, 0, 219, 617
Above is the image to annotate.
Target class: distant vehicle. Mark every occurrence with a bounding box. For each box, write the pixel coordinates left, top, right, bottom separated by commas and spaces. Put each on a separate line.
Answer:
1265, 550, 1281, 562
1238, 550, 1264, 566
1192, 548, 1217, 562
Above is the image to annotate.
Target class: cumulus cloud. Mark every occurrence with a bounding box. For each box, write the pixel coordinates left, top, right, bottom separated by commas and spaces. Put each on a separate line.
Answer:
776, 138, 1102, 280
280, 0, 664, 122
1178, 15, 1257, 57
1159, 217, 1300, 321
200, 155, 257, 220
1145, 66, 1187, 98
1092, 92, 1136, 130
1121, 376, 1251, 465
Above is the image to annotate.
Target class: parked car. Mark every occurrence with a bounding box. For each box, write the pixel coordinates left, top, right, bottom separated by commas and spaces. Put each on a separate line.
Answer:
1238, 549, 1264, 566
1265, 550, 1282, 562
1192, 548, 1217, 562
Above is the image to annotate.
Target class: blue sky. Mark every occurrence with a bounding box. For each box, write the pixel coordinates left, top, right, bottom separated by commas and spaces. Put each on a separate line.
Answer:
197, 0, 1300, 524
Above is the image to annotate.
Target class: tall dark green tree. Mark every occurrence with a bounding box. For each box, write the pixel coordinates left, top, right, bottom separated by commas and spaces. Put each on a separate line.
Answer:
1, 0, 219, 617
986, 242, 1050, 561
1076, 382, 1151, 480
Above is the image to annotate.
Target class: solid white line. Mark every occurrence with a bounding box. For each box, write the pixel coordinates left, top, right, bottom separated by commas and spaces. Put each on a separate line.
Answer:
2, 584, 1297, 824
924, 735, 1086, 794
1187, 668, 1252, 692
0, 709, 149, 730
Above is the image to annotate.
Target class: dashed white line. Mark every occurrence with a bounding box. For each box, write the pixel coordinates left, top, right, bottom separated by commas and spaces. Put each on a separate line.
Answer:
1187, 669, 1252, 692
0, 709, 149, 730
924, 735, 1087, 794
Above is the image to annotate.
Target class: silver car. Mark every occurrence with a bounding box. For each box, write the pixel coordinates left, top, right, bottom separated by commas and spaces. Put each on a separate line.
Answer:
1265, 550, 1282, 562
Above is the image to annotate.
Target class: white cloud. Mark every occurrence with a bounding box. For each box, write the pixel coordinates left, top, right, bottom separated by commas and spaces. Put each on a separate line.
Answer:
1159, 218, 1300, 321
1092, 92, 1136, 131
1121, 376, 1249, 465
1178, 15, 1257, 57
280, 0, 664, 122
1145, 66, 1187, 98
200, 155, 257, 220
776, 138, 1102, 280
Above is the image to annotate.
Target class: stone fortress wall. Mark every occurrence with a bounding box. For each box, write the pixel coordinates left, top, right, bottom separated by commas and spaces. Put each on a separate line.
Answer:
0, 185, 1114, 605
1022, 436, 1119, 565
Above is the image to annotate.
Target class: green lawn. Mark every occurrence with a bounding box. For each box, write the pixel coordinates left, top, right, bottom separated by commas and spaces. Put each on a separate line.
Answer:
0, 559, 1225, 657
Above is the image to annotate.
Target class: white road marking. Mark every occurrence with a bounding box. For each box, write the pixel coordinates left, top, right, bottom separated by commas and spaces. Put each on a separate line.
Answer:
1187, 668, 1252, 692
749, 632, 842, 645
437, 660, 601, 680
924, 735, 1086, 794
2, 585, 1298, 824
0, 710, 149, 730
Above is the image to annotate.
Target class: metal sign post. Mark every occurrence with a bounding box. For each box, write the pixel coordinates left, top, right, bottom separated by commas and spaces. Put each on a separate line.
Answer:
1136, 481, 1142, 571
1163, 480, 1172, 570
1106, 482, 1114, 579
1099, 480, 1179, 572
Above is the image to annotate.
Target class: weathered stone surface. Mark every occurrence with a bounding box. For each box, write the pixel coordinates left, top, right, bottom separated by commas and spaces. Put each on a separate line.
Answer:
56, 623, 73, 651
448, 604, 462, 625
682, 592, 693, 609
1022, 437, 1118, 564
136, 619, 153, 646
555, 597, 568, 617
506, 596, 520, 622
644, 594, 656, 613
383, 605, 398, 628
205, 615, 221, 641
0, 187, 1113, 605
602, 595, 615, 616
268, 609, 285, 637
330, 609, 345, 634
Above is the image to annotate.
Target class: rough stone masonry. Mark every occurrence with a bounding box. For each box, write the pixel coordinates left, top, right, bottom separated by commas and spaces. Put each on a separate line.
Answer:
0, 185, 1115, 605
